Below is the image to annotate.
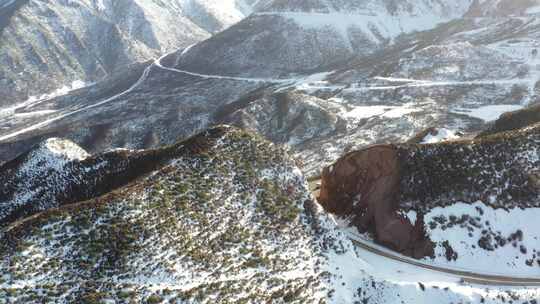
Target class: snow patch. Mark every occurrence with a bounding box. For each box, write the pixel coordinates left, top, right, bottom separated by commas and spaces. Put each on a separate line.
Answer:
526, 5, 540, 15
257, 3, 471, 47
19, 138, 89, 176
421, 128, 460, 144
453, 105, 524, 121
340, 102, 422, 121
0, 80, 86, 119
425, 201, 540, 277
95, 0, 106, 11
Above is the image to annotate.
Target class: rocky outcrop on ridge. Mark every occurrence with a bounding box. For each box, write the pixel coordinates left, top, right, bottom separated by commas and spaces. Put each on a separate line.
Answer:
318, 145, 434, 258
318, 122, 540, 258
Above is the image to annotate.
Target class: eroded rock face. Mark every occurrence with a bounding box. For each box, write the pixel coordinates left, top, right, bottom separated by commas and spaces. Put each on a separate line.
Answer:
318, 123, 540, 259
318, 145, 434, 258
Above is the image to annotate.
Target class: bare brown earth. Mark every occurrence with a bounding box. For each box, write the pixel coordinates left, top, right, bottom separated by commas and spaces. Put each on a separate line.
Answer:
318, 145, 434, 258
317, 122, 540, 259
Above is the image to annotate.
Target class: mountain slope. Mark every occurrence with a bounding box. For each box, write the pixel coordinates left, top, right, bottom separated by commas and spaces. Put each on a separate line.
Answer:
175, 0, 475, 77
0, 126, 224, 226
0, 0, 252, 105
1, 126, 538, 303
2, 0, 540, 177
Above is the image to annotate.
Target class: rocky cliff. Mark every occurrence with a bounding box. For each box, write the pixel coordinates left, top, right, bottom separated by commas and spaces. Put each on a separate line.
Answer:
318, 122, 540, 259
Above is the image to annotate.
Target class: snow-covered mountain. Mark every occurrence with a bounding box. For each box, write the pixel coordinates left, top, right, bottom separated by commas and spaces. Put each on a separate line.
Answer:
0, 0, 253, 106
3, 1, 540, 303
1, 126, 538, 303
175, 0, 476, 77
3, 0, 540, 176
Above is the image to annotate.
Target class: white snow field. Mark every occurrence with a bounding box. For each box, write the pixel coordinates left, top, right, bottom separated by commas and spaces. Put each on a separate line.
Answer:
423, 201, 540, 277
330, 214, 540, 303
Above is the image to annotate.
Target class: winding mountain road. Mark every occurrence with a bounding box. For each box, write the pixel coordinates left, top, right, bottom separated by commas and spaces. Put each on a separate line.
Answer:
0, 48, 532, 143
155, 53, 296, 84
0, 53, 293, 143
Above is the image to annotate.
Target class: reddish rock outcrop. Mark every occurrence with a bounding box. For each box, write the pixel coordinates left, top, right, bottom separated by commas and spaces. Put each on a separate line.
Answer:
318, 145, 434, 258
318, 123, 540, 258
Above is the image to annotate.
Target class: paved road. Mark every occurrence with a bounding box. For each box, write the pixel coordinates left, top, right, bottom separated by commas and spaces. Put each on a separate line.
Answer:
155, 53, 296, 84
349, 231, 540, 286
310, 180, 540, 286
